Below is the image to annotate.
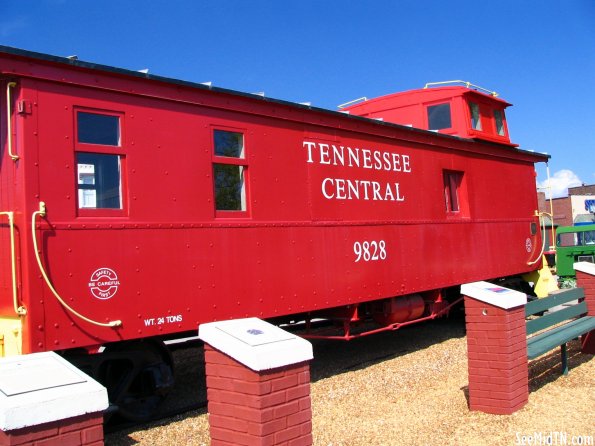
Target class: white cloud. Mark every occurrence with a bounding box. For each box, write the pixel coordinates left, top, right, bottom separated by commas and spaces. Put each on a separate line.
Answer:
537, 169, 583, 198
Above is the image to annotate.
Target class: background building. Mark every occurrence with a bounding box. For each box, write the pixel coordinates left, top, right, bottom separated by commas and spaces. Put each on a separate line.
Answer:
543, 184, 595, 227
538, 184, 595, 255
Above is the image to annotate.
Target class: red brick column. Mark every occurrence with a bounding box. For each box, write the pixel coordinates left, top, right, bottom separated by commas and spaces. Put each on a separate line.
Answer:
575, 263, 595, 354
204, 345, 312, 446
0, 412, 104, 446
464, 296, 528, 415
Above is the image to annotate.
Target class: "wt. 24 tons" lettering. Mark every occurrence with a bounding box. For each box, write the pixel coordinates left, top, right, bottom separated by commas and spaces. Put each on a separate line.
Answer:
144, 314, 183, 326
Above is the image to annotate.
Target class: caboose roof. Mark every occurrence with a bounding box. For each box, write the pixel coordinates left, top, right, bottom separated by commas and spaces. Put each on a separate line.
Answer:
0, 45, 549, 162
342, 86, 512, 116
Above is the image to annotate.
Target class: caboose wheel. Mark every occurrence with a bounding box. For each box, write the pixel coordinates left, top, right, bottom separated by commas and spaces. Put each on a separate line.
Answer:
100, 340, 175, 422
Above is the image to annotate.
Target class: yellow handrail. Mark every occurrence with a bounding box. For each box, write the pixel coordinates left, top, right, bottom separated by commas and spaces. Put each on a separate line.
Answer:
6, 82, 20, 161
527, 211, 548, 266
32, 202, 122, 328
0, 211, 26, 315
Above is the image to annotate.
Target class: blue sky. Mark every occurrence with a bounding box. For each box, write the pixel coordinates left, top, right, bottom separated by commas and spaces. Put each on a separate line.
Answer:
1, 0, 594, 197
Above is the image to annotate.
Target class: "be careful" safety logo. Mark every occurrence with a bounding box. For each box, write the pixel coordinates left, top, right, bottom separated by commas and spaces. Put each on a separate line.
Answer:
88, 268, 120, 300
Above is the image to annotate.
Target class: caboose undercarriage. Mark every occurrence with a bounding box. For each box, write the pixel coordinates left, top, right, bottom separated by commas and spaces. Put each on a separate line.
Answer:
64, 285, 474, 421
283, 287, 462, 340
65, 339, 175, 422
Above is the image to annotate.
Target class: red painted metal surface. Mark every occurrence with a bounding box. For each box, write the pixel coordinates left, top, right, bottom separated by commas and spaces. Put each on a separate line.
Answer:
342, 85, 515, 145
372, 295, 425, 326
0, 47, 548, 354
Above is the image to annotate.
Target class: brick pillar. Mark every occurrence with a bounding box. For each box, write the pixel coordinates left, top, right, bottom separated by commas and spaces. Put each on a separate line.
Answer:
199, 317, 313, 446
204, 345, 312, 446
575, 262, 595, 354
0, 352, 108, 446
461, 282, 528, 415
0, 412, 104, 446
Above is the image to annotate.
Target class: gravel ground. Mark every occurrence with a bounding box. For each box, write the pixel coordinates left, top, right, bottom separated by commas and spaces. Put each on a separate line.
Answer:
106, 317, 594, 445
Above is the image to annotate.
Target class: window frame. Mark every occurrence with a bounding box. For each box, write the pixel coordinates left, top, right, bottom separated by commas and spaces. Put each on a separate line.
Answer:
426, 102, 453, 131
211, 126, 250, 218
76, 111, 121, 146
493, 109, 506, 136
469, 102, 482, 131
74, 107, 127, 217
557, 230, 595, 247
443, 169, 470, 218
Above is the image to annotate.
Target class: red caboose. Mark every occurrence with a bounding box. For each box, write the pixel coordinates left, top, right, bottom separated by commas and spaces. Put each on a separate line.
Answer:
0, 47, 548, 419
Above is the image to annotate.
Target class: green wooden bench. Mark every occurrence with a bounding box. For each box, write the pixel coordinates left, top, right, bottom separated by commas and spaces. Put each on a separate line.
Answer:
525, 287, 595, 375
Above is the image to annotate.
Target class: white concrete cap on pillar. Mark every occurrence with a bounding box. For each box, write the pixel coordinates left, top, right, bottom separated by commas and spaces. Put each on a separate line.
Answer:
199, 317, 313, 371
574, 261, 595, 275
461, 281, 527, 309
0, 351, 108, 431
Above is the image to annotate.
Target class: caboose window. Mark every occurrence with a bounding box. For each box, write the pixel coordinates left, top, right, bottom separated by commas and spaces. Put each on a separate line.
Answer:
77, 112, 120, 146
427, 103, 451, 130
214, 130, 244, 158
212, 129, 248, 214
214, 164, 246, 211
469, 102, 482, 130
494, 109, 505, 135
76, 153, 122, 209
443, 170, 463, 213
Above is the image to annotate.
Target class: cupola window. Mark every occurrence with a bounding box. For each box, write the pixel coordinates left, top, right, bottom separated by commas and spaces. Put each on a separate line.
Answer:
469, 102, 482, 130
494, 109, 505, 136
427, 103, 451, 130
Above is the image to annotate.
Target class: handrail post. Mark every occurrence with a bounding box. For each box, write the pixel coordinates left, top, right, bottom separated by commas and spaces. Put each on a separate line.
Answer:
0, 211, 25, 316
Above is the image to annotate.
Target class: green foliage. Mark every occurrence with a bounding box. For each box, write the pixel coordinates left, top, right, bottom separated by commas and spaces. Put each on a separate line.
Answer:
558, 277, 577, 289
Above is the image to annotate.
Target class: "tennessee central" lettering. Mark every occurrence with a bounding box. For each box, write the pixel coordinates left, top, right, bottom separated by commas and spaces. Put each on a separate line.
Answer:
303, 140, 412, 203
302, 141, 411, 172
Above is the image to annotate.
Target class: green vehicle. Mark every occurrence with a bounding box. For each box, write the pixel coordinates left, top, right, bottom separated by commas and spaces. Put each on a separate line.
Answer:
555, 223, 595, 277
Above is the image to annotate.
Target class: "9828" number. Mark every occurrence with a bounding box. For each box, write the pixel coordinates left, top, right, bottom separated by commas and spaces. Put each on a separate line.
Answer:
354, 240, 387, 262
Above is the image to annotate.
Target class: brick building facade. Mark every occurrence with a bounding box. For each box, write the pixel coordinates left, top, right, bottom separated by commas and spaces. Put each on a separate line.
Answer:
539, 184, 595, 227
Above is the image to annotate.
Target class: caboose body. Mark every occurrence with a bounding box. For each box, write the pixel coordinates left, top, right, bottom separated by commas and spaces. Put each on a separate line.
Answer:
0, 47, 547, 418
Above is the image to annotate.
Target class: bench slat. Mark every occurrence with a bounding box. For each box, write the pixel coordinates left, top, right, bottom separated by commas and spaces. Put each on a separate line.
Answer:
526, 301, 588, 335
527, 316, 595, 359
525, 287, 585, 317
